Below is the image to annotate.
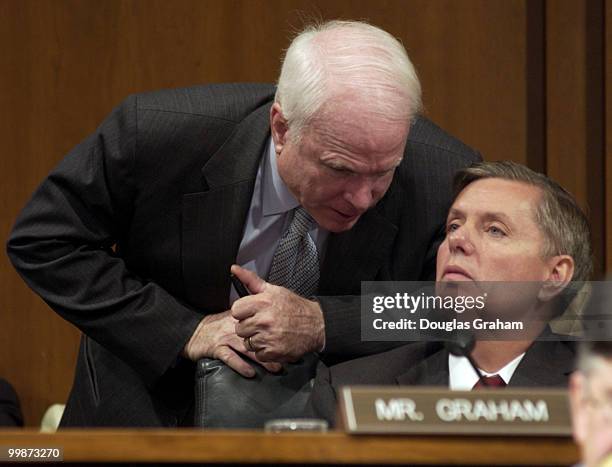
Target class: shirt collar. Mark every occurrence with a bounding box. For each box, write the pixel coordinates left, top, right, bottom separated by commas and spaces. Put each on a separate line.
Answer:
262, 137, 300, 216
448, 352, 526, 390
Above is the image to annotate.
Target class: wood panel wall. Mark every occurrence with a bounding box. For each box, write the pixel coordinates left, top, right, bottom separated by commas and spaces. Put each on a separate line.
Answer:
607, 0, 612, 272
0, 0, 609, 426
546, 0, 606, 277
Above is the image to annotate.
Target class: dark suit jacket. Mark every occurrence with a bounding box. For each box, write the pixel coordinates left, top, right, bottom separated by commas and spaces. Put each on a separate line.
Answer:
309, 335, 576, 426
0, 378, 23, 427
6, 83, 480, 427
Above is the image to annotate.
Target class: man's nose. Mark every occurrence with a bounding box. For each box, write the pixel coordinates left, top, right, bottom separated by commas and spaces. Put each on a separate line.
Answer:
447, 226, 475, 255
345, 178, 374, 211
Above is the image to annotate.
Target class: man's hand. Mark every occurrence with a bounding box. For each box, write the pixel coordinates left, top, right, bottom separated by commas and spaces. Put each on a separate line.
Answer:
230, 264, 325, 362
182, 310, 282, 378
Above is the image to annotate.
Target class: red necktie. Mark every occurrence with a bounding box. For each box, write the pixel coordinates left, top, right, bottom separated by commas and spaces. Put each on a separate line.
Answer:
472, 374, 506, 390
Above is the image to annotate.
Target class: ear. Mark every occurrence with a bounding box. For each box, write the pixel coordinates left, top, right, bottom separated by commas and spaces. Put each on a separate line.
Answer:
538, 254, 575, 302
270, 103, 289, 154
568, 372, 588, 447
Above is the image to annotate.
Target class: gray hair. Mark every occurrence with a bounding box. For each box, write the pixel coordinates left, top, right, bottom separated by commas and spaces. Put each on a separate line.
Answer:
453, 161, 593, 284
577, 341, 612, 375
578, 281, 612, 374
275, 20, 422, 140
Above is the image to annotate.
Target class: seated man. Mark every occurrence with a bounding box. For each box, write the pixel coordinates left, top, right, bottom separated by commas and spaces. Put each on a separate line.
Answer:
570, 341, 612, 467
569, 282, 612, 467
309, 160, 592, 425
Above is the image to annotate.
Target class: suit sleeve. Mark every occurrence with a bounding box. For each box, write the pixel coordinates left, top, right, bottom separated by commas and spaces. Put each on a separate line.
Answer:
6, 95, 202, 388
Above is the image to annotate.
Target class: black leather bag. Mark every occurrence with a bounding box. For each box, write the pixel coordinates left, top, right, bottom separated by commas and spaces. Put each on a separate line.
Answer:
194, 353, 318, 428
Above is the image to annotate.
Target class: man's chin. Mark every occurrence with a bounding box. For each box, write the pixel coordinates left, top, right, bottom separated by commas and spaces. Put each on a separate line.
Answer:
321, 214, 361, 233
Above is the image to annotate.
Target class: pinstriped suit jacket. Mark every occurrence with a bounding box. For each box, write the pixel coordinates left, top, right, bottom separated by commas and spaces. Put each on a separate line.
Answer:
7, 83, 480, 426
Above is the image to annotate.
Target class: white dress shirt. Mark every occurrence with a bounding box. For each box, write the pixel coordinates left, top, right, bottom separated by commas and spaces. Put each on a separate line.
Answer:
448, 352, 526, 390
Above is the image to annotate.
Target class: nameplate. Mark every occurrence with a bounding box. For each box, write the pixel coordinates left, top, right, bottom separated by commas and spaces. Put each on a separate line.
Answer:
338, 386, 571, 435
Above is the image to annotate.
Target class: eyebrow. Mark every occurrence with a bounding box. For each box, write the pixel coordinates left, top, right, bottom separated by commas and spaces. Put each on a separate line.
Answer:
322, 157, 402, 175
447, 208, 514, 224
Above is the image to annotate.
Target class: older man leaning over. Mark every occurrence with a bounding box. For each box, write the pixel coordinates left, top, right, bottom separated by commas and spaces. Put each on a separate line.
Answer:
7, 20, 479, 427
308, 161, 592, 425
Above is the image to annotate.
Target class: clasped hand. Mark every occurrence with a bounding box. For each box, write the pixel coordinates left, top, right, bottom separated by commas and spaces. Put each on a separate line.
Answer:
182, 265, 325, 377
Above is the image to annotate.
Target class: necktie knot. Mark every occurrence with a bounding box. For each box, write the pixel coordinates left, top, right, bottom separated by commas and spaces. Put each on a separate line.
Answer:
291, 207, 315, 236
472, 374, 506, 390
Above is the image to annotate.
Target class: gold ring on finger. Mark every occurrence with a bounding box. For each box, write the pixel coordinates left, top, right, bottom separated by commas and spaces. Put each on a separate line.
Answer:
244, 336, 256, 352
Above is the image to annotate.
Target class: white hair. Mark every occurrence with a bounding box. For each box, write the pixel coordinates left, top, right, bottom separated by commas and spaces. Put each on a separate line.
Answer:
275, 20, 422, 139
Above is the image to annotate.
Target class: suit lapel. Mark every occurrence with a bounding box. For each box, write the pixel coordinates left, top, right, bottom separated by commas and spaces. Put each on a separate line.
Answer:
508, 337, 575, 388
182, 103, 272, 311
396, 347, 449, 386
